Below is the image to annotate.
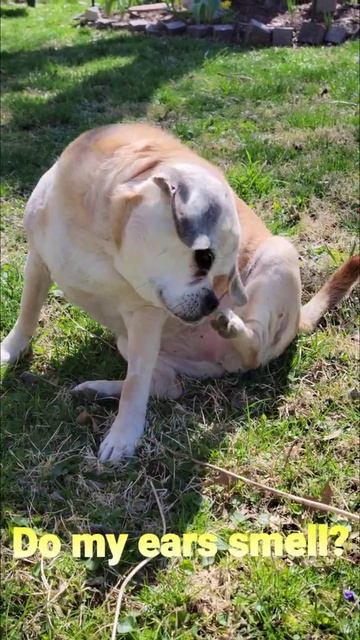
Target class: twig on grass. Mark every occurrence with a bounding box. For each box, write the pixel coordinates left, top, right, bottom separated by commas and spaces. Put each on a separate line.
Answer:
148, 477, 167, 537
40, 556, 51, 591
217, 72, 252, 80
110, 556, 151, 640
164, 446, 360, 523
327, 100, 358, 107
109, 477, 166, 640
40, 557, 53, 630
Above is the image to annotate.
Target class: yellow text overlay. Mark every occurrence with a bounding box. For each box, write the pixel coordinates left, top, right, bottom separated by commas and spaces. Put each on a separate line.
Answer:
12, 525, 351, 566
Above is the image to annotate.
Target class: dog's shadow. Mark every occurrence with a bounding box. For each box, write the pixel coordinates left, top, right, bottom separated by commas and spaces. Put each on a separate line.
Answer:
0, 6, 28, 19
1, 328, 296, 588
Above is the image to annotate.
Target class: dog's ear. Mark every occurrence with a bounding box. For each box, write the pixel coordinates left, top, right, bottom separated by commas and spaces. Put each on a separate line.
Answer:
153, 175, 177, 198
153, 173, 211, 250
111, 189, 143, 247
229, 267, 247, 306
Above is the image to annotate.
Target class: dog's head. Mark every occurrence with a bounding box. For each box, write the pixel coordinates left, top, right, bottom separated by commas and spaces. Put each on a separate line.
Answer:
112, 162, 246, 323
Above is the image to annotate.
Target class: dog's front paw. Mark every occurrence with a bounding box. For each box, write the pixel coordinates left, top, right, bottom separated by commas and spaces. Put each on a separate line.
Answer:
0, 343, 14, 365
98, 427, 140, 464
1, 331, 30, 365
211, 309, 241, 339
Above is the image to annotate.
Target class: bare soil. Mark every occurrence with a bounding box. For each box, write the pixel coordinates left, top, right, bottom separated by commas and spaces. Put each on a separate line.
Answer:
231, 1, 359, 33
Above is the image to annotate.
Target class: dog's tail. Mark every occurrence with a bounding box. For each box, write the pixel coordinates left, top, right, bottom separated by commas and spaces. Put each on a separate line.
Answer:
299, 254, 359, 332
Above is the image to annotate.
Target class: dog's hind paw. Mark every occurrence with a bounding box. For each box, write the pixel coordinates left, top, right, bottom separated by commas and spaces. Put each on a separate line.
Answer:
211, 309, 242, 339
71, 380, 123, 400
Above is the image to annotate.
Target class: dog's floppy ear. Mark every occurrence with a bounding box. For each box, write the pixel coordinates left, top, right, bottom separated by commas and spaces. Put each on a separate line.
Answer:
153, 174, 177, 198
110, 189, 143, 247
229, 267, 247, 306
153, 173, 211, 250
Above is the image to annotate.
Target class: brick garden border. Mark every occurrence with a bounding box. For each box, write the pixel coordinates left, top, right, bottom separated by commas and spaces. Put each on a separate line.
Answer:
75, 4, 359, 47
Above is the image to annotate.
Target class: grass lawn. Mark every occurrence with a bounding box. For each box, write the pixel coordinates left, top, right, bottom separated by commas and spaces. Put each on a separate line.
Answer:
1, 1, 359, 638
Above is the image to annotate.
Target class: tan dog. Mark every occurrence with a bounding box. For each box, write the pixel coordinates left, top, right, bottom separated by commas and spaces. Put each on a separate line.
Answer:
1, 124, 358, 463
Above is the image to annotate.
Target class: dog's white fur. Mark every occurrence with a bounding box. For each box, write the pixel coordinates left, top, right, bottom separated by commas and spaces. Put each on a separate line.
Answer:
1, 124, 358, 463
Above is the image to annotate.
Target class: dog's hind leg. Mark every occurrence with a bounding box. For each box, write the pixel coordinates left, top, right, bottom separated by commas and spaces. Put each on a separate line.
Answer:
1, 250, 51, 364
212, 236, 301, 372
72, 361, 182, 400
72, 335, 182, 400
72, 379, 124, 399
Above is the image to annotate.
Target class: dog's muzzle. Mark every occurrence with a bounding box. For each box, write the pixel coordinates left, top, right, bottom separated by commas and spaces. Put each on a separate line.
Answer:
200, 291, 219, 317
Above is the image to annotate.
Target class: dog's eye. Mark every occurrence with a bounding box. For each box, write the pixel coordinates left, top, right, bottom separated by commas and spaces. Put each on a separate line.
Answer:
194, 249, 215, 273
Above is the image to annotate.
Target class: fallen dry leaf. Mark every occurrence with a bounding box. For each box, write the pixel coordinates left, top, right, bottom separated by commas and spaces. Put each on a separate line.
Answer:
76, 409, 93, 425
323, 429, 342, 441
320, 482, 333, 505
213, 471, 238, 489
76, 409, 99, 432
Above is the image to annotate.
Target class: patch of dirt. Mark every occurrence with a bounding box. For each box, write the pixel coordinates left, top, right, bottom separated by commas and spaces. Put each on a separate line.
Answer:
187, 565, 234, 615
232, 1, 359, 34
261, 125, 357, 151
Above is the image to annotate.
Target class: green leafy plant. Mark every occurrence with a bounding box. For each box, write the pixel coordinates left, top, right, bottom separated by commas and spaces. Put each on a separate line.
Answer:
324, 12, 333, 30
103, 0, 116, 15
286, 0, 296, 15
219, 7, 236, 24
164, 0, 183, 11
103, 0, 137, 17
192, 0, 220, 25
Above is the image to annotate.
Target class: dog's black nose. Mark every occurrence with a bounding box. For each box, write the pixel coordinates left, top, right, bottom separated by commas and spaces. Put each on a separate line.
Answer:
201, 291, 219, 316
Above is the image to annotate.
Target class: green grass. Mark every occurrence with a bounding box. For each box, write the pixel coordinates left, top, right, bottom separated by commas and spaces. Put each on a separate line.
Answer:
1, 1, 359, 638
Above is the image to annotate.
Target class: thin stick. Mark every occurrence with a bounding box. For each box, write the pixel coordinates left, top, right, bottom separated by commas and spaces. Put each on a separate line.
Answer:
110, 556, 152, 640
217, 72, 252, 81
40, 557, 53, 630
165, 446, 359, 523
109, 478, 166, 640
40, 556, 51, 591
148, 477, 167, 536
327, 100, 358, 107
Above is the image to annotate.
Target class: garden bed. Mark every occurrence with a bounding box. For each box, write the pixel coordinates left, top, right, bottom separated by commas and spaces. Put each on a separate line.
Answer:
74, 1, 360, 46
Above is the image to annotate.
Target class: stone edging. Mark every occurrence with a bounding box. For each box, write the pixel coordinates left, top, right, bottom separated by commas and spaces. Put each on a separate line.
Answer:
74, 4, 359, 47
